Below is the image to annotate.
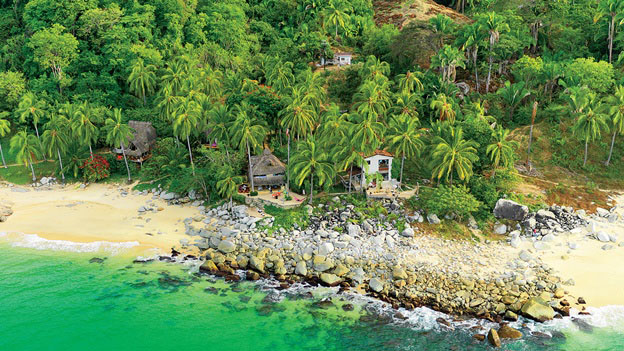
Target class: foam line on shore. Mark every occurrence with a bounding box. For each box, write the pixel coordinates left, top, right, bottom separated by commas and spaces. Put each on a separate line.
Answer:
0, 231, 139, 255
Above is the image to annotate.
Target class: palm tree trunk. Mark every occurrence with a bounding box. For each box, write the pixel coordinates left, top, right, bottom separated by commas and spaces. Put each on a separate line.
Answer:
287, 134, 290, 195
609, 15, 615, 64
486, 50, 493, 93
0, 143, 6, 168
473, 48, 479, 92
606, 131, 617, 166
583, 140, 588, 167
28, 158, 36, 182
526, 101, 537, 166
34, 123, 46, 161
121, 143, 131, 181
309, 172, 313, 204
399, 155, 405, 189
88, 144, 93, 159
450, 171, 453, 187
57, 148, 65, 182
186, 135, 195, 176
229, 196, 233, 211
247, 139, 254, 192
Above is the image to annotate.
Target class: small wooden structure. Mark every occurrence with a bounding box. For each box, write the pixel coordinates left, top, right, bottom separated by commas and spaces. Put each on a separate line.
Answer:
320, 52, 353, 67
113, 121, 157, 163
249, 148, 286, 190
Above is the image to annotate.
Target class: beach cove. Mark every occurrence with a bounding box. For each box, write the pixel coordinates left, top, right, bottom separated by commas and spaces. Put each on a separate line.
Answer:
3, 181, 624, 349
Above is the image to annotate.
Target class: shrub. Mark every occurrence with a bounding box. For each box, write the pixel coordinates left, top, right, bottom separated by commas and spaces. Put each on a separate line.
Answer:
250, 191, 258, 197
81, 155, 110, 182
420, 185, 482, 220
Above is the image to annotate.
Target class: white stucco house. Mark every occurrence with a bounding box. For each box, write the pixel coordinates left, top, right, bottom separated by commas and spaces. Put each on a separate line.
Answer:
320, 52, 353, 66
362, 150, 393, 185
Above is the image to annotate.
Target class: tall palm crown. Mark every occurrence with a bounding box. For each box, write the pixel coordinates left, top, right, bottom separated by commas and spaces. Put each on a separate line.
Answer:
324, 1, 350, 38
280, 93, 317, 139
430, 126, 479, 185
71, 102, 100, 157
10, 130, 41, 181
572, 92, 610, 166
216, 172, 245, 210
605, 85, 624, 165
430, 93, 457, 123
156, 84, 180, 122
391, 92, 421, 121
207, 103, 233, 149
0, 114, 10, 168
160, 60, 186, 95
349, 113, 384, 156
42, 114, 69, 158
291, 136, 335, 203
231, 103, 267, 191
128, 58, 157, 105
386, 115, 423, 185
396, 71, 424, 95
353, 80, 391, 120
486, 126, 516, 171
429, 14, 454, 48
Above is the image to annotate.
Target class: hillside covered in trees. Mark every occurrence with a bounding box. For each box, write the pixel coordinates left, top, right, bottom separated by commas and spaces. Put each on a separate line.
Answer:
1, 0, 623, 223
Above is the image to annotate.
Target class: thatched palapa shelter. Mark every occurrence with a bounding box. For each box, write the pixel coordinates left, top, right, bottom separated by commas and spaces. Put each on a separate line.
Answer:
113, 121, 157, 163
249, 148, 286, 189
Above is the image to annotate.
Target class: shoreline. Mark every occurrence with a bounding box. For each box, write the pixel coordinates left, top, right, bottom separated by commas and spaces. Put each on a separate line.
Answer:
2, 181, 624, 330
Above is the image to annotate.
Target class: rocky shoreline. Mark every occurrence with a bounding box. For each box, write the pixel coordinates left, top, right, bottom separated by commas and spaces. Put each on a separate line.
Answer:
2, 181, 604, 347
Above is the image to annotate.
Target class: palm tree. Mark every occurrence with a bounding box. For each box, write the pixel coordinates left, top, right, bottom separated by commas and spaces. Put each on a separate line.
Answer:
361, 56, 391, 80
350, 113, 384, 189
456, 21, 487, 91
386, 115, 423, 187
42, 114, 69, 181
160, 60, 186, 95
128, 58, 157, 105
266, 60, 294, 93
431, 45, 466, 83
230, 103, 267, 192
391, 92, 421, 121
479, 12, 510, 93
173, 98, 201, 175
486, 126, 516, 176
216, 171, 244, 211
10, 130, 41, 182
605, 86, 624, 165
71, 101, 100, 158
291, 136, 335, 203
430, 127, 478, 185
324, 1, 350, 38
280, 96, 317, 140
396, 71, 424, 94
462, 99, 495, 124
430, 94, 457, 123
429, 14, 454, 48
207, 103, 233, 157
16, 92, 46, 160
0, 113, 10, 168
156, 84, 180, 122
353, 79, 391, 120
572, 93, 610, 167
104, 109, 134, 182
497, 81, 531, 122
595, 0, 624, 64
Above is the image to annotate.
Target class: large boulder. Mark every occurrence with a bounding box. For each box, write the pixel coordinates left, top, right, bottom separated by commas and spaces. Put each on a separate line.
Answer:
520, 297, 555, 322
217, 240, 236, 253
320, 273, 342, 287
498, 324, 522, 339
493, 199, 529, 221
369, 277, 384, 293
487, 328, 501, 348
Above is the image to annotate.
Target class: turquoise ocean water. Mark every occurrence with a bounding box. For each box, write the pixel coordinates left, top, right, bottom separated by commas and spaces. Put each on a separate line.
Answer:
1, 235, 623, 351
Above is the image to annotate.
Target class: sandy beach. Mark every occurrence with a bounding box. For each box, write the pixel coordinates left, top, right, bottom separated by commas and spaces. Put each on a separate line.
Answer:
513, 194, 624, 307
0, 183, 202, 256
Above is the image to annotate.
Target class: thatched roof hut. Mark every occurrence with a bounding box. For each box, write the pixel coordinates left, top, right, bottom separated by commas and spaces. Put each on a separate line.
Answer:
249, 148, 286, 187
113, 121, 157, 161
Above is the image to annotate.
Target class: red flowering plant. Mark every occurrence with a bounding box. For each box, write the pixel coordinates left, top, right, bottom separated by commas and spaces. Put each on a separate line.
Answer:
80, 155, 111, 182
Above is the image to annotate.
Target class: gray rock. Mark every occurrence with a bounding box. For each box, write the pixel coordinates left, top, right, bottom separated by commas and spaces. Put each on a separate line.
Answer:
533, 241, 550, 251
493, 224, 507, 235
494, 199, 529, 221
596, 207, 610, 217
519, 250, 533, 262
217, 240, 236, 253
401, 227, 415, 237
542, 234, 556, 242
602, 244, 614, 250
467, 216, 479, 229
521, 297, 555, 322
427, 213, 441, 224
347, 224, 361, 237
369, 278, 384, 293
510, 237, 521, 248
318, 242, 335, 256
568, 242, 578, 250
320, 273, 342, 286
597, 231, 610, 242
160, 192, 175, 200
608, 214, 619, 223
295, 261, 308, 276
537, 209, 556, 221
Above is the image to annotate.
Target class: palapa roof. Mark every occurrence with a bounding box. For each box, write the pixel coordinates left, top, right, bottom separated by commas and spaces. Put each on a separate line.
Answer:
116, 121, 157, 157
250, 148, 286, 176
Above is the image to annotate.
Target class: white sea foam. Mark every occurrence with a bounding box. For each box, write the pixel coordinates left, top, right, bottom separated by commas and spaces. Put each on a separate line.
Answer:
0, 231, 139, 255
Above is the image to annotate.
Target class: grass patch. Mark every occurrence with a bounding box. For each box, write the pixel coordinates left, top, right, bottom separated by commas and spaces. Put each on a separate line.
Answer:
0, 135, 18, 165
0, 162, 58, 185
261, 205, 309, 235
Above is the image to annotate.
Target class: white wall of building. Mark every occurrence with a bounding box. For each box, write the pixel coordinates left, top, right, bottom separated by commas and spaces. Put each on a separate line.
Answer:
362, 155, 393, 186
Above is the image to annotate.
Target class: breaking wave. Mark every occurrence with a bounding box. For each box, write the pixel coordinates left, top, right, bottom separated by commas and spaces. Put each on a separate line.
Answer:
0, 231, 139, 255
